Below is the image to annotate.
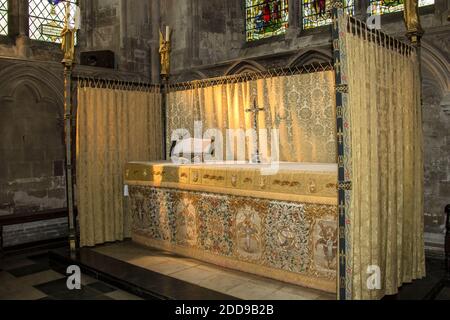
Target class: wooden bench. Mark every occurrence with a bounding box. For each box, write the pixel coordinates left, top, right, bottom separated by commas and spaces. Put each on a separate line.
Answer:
0, 209, 68, 256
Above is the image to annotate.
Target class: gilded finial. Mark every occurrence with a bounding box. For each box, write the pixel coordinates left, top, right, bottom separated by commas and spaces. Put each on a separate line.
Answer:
61, 1, 75, 64
159, 26, 171, 78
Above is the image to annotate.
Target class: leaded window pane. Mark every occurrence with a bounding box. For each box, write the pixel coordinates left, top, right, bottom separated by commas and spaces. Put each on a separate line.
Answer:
0, 0, 8, 36
29, 0, 77, 43
302, 0, 354, 29
246, 0, 289, 42
368, 0, 434, 15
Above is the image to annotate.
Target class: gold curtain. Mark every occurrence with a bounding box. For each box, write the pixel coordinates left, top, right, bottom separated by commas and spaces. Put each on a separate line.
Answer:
167, 71, 337, 163
344, 25, 425, 299
76, 86, 163, 247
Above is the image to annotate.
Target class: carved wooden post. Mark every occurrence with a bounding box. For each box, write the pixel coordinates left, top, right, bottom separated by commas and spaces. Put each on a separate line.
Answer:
445, 204, 450, 273
331, 0, 348, 301
160, 26, 171, 160
161, 76, 169, 160
61, 2, 78, 254
404, 0, 424, 99
63, 61, 76, 254
150, 0, 161, 84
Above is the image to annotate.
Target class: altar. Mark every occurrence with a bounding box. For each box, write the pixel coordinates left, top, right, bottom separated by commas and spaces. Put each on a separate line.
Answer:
125, 161, 338, 293
74, 8, 426, 300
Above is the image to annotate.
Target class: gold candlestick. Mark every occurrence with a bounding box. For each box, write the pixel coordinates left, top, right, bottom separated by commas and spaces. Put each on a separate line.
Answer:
61, 2, 76, 64
404, 0, 424, 46
159, 26, 171, 79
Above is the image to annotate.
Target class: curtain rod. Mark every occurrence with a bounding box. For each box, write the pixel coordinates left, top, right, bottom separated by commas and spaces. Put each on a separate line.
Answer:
344, 15, 416, 57
72, 62, 334, 92
74, 76, 161, 90
167, 62, 334, 92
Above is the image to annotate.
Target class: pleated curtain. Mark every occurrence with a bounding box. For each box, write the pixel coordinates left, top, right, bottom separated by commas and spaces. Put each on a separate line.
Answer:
76, 86, 163, 247
166, 71, 337, 164
343, 23, 425, 299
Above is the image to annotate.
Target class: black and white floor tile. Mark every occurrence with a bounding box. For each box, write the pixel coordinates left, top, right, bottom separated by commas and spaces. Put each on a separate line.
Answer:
1, 245, 448, 300
0, 250, 142, 300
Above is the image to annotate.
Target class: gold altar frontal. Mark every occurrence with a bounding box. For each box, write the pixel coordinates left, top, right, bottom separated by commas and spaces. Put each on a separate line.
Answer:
125, 162, 338, 205
125, 161, 339, 293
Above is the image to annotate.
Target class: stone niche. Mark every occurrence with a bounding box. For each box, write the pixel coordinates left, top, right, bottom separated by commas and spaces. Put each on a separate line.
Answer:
0, 59, 68, 246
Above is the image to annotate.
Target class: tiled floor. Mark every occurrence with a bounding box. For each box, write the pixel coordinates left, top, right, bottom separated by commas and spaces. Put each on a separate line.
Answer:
93, 242, 336, 300
0, 250, 142, 300
3, 243, 447, 300
51, 246, 236, 300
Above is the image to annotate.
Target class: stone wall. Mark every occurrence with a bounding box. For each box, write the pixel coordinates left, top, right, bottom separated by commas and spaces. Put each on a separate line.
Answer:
0, 58, 67, 245
0, 60, 66, 248
79, 0, 155, 77
0, 0, 153, 247
421, 31, 450, 254
0, 0, 448, 253
2, 217, 68, 247
160, 0, 244, 73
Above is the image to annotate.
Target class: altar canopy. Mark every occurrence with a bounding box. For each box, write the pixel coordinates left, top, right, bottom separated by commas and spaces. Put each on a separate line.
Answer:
73, 10, 426, 299
337, 14, 425, 299
76, 82, 163, 247
167, 70, 337, 164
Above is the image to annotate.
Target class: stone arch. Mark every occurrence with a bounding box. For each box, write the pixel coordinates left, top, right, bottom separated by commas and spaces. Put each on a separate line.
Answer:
288, 49, 333, 68
0, 63, 64, 108
172, 70, 208, 83
0, 62, 66, 213
224, 60, 266, 75
421, 42, 449, 101
9, 80, 43, 103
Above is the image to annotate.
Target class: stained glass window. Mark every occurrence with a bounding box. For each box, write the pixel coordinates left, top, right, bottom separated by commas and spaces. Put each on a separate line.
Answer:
369, 0, 434, 15
302, 0, 355, 29
29, 0, 77, 43
0, 0, 7, 36
246, 0, 289, 42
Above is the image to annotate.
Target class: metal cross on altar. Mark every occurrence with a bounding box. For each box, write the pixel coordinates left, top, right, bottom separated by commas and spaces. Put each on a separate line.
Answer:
246, 98, 265, 164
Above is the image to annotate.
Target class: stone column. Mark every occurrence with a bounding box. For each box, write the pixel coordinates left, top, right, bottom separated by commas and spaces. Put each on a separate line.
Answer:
120, 0, 127, 49
9, 0, 30, 58
288, 0, 300, 36
118, 0, 128, 72
79, 0, 95, 50
17, 0, 28, 37
358, 0, 368, 21
188, 0, 201, 67
150, 0, 161, 83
